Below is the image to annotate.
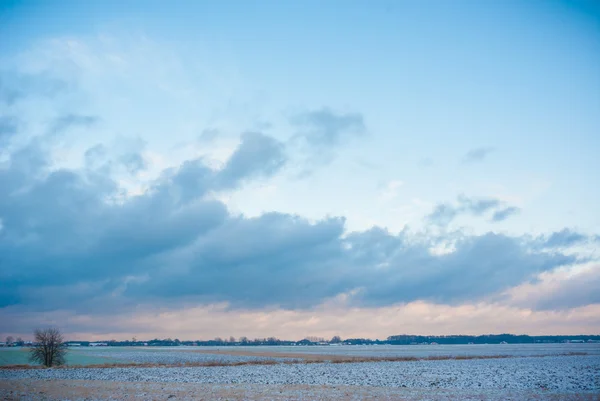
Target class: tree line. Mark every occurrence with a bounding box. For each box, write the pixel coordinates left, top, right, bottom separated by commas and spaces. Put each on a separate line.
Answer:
13, 327, 600, 369
58, 333, 600, 347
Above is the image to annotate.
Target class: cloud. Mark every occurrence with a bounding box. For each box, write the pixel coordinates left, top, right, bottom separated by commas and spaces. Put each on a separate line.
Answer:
378, 180, 404, 202
0, 116, 18, 141
0, 140, 579, 313
288, 108, 366, 171
119, 152, 147, 174
291, 108, 365, 147
461, 147, 495, 163
0, 71, 69, 105
3, 300, 600, 340
418, 158, 433, 168
198, 128, 219, 143
427, 195, 519, 226
49, 114, 98, 136
506, 264, 600, 311
216, 132, 287, 187
491, 206, 520, 222
539, 228, 589, 248
1, 35, 597, 340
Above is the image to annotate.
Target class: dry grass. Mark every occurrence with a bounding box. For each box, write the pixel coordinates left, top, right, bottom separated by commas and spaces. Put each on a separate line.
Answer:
0, 351, 589, 370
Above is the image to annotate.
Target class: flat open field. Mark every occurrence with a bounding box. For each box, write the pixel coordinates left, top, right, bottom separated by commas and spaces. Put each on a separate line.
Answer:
1, 344, 599, 400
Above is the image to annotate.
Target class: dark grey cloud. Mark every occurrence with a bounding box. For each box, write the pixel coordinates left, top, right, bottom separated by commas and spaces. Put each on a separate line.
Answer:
427, 195, 519, 226
343, 229, 575, 307
462, 147, 495, 163
0, 144, 583, 313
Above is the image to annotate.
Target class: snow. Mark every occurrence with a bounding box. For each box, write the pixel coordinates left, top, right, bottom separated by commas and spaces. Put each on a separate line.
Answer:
1, 355, 599, 394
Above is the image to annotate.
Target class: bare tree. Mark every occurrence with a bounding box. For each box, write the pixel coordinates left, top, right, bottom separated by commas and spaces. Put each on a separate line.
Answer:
5, 336, 14, 345
29, 328, 67, 367
330, 335, 342, 344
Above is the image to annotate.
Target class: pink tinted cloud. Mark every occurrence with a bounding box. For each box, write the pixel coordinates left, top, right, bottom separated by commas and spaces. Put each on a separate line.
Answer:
2, 300, 599, 341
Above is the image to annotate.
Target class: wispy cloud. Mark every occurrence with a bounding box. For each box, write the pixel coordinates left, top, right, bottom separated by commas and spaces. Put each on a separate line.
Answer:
461, 147, 495, 164
49, 113, 99, 136
0, 116, 18, 141
0, 71, 69, 105
288, 108, 367, 171
492, 206, 520, 222
291, 108, 365, 147
427, 195, 519, 226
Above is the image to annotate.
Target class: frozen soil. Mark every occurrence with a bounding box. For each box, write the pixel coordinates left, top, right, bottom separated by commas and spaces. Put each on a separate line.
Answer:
2, 379, 598, 401
1, 355, 599, 398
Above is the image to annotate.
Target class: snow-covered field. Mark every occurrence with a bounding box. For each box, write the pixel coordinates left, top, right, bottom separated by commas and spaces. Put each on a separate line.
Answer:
190, 343, 600, 358
2, 354, 599, 392
75, 347, 287, 365
2, 345, 599, 399
4, 343, 598, 366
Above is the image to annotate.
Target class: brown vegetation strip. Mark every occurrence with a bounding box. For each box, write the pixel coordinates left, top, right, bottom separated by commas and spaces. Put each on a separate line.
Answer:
191, 348, 588, 362
0, 352, 588, 370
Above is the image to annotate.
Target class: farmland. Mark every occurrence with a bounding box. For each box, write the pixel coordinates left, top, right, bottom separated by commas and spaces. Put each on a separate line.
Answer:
1, 344, 599, 399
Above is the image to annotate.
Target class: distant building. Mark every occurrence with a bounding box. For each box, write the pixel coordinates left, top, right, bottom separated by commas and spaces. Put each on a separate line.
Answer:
89, 342, 108, 347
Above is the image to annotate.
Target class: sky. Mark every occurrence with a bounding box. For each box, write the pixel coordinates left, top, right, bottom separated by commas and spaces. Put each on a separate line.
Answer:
1, 0, 599, 341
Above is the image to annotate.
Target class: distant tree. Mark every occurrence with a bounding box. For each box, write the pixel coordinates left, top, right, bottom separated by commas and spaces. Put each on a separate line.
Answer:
15, 337, 24, 346
330, 335, 342, 344
229, 336, 236, 343
5, 336, 14, 345
239, 336, 248, 344
29, 328, 67, 367
266, 337, 280, 345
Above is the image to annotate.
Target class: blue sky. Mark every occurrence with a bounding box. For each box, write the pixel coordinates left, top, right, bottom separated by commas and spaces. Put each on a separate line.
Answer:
1, 0, 599, 339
